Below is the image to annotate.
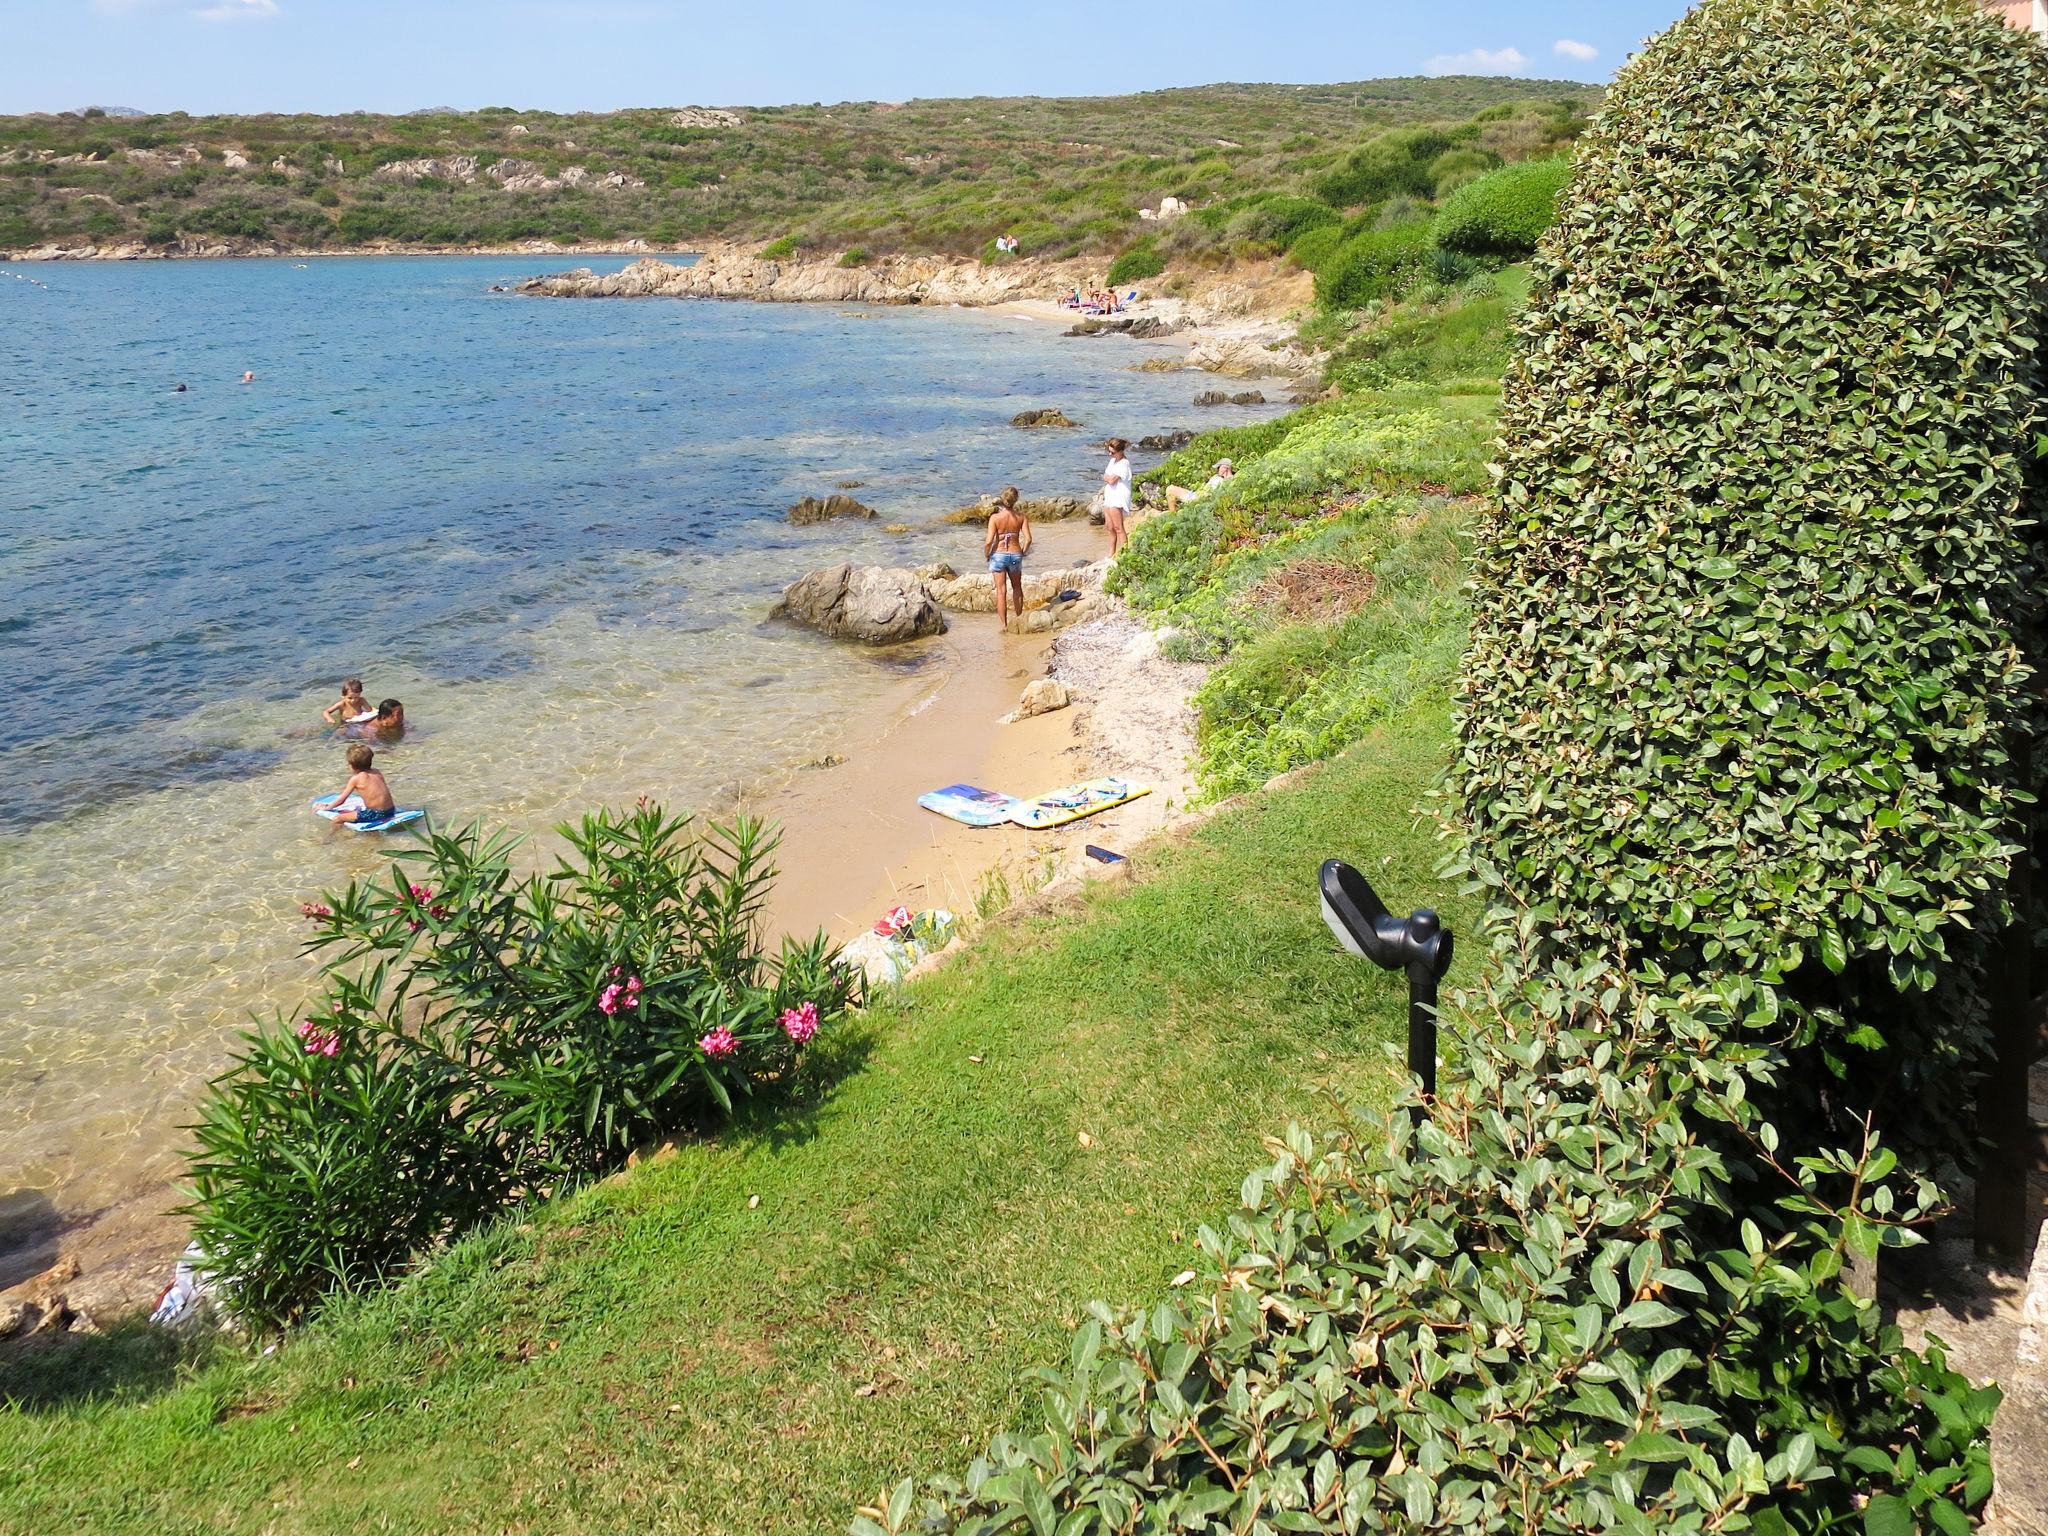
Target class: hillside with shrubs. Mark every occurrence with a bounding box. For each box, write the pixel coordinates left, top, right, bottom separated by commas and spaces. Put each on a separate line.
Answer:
0, 77, 1594, 259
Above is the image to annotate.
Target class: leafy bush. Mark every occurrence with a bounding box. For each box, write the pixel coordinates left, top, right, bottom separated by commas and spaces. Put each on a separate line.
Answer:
1314, 219, 1431, 310
1427, 145, 1497, 195
1222, 193, 1340, 251
1105, 236, 1166, 286
1284, 222, 1343, 273
837, 245, 868, 266
1312, 126, 1450, 207
1432, 157, 1571, 257
758, 233, 799, 259
186, 805, 856, 1327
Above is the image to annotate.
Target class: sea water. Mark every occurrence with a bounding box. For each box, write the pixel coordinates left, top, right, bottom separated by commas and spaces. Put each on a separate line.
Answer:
0, 255, 1277, 1257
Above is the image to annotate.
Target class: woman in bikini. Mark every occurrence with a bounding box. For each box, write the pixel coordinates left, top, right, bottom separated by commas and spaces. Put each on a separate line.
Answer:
983, 487, 1032, 628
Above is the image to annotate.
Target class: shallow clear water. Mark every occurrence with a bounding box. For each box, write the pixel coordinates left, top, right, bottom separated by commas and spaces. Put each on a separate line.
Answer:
0, 254, 1276, 1243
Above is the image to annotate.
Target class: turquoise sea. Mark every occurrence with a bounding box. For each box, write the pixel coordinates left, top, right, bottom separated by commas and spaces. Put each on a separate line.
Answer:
0, 254, 1278, 1260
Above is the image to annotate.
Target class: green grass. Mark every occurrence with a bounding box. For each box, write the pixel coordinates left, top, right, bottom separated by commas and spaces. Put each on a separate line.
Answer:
0, 705, 1462, 1535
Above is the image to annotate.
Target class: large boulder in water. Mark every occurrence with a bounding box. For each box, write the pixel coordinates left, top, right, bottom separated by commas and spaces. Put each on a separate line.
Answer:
787, 493, 877, 525
773, 565, 947, 644
1010, 407, 1081, 428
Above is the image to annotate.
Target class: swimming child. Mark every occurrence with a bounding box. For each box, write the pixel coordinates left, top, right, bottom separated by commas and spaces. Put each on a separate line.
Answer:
317, 743, 398, 827
983, 487, 1032, 628
365, 698, 405, 740
322, 678, 368, 725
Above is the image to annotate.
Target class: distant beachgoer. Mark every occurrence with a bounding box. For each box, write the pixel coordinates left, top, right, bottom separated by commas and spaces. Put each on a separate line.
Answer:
1101, 439, 1133, 556
173, 382, 187, 393
1166, 457, 1235, 510
318, 742, 397, 827
240, 370, 255, 384
322, 677, 368, 725
984, 487, 1032, 628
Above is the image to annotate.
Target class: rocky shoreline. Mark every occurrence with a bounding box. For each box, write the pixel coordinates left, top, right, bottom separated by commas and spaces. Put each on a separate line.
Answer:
518, 246, 1324, 380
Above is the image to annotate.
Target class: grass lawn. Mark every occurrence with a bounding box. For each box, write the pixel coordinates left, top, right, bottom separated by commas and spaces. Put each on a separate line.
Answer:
0, 700, 1460, 1536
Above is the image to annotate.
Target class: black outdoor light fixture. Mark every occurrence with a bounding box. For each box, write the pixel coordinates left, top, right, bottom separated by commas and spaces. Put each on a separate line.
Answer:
1318, 859, 1454, 1103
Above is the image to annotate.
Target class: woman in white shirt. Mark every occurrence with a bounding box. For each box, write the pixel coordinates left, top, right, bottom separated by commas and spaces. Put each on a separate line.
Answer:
1100, 437, 1133, 556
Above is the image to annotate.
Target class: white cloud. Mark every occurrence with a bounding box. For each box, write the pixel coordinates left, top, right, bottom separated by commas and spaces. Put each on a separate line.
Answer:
194, 0, 278, 18
1422, 46, 1529, 77
1553, 37, 1599, 61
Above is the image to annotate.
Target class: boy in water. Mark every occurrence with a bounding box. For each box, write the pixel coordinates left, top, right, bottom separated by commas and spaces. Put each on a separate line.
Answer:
322, 677, 367, 725
318, 743, 398, 827
983, 486, 1032, 628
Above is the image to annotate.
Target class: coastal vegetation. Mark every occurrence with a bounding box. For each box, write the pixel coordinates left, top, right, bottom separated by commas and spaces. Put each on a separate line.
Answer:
0, 78, 1595, 259
0, 706, 1463, 1534
896, 1, 2045, 1531
186, 805, 855, 1328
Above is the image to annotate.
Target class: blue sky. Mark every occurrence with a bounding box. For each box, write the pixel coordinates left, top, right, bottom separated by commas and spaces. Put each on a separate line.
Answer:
5, 0, 1692, 116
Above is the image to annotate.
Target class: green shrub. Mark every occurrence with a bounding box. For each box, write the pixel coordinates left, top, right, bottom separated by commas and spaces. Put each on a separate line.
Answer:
1314, 219, 1430, 310
1284, 222, 1342, 273
837, 245, 868, 266
1221, 193, 1340, 251
759, 233, 799, 259
1105, 236, 1165, 286
142, 213, 178, 245
1432, 157, 1570, 257
187, 805, 857, 1328
1426, 145, 1497, 195
1312, 126, 1450, 207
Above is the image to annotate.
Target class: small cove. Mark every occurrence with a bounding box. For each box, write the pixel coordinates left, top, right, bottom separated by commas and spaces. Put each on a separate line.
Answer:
0, 253, 1284, 1272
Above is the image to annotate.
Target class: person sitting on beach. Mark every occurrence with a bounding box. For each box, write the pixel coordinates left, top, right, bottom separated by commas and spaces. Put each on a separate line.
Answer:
318, 743, 398, 827
1064, 288, 1081, 307
1100, 439, 1133, 557
322, 677, 368, 725
984, 487, 1033, 628
1166, 457, 1235, 510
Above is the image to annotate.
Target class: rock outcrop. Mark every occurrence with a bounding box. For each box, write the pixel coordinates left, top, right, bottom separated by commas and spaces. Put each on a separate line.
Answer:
518, 247, 1087, 308
1139, 429, 1197, 452
1010, 407, 1080, 428
786, 493, 877, 526
1006, 679, 1072, 720
923, 563, 1101, 615
944, 493, 1088, 525
372, 156, 644, 193
772, 566, 946, 644
1194, 390, 1231, 407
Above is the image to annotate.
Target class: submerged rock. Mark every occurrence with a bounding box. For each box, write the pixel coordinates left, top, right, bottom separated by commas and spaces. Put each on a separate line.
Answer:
1193, 390, 1231, 407
1230, 390, 1267, 406
786, 493, 877, 525
1138, 429, 1197, 452
772, 565, 946, 644
1010, 407, 1080, 428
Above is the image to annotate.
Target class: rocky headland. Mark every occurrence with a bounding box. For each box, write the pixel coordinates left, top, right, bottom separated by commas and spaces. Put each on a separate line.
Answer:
518, 246, 1322, 379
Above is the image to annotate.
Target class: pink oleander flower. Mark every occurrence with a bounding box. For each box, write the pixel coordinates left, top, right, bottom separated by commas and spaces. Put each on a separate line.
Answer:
780, 1002, 819, 1044
699, 1025, 738, 1058
598, 983, 623, 1016
300, 901, 332, 920
297, 1019, 341, 1057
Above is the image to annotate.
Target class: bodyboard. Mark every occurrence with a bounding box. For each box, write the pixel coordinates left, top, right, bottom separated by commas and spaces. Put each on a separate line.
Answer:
1007, 777, 1150, 830
311, 793, 425, 833
917, 784, 1020, 828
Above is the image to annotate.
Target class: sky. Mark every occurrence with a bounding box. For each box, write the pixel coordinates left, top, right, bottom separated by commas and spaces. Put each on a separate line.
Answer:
2, 0, 1693, 116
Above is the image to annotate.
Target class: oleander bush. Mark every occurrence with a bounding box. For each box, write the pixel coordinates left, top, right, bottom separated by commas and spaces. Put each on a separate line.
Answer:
187, 805, 856, 1327
1106, 236, 1167, 286
1432, 157, 1571, 257
758, 233, 800, 259
885, 1, 2046, 1530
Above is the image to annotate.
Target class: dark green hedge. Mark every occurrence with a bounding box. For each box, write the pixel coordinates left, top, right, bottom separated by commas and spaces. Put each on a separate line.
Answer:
1458, 0, 2048, 1152
1432, 157, 1570, 256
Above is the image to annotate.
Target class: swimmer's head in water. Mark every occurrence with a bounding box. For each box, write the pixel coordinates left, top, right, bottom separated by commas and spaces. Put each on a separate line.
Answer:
343, 677, 363, 695
375, 699, 404, 724
346, 743, 374, 771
